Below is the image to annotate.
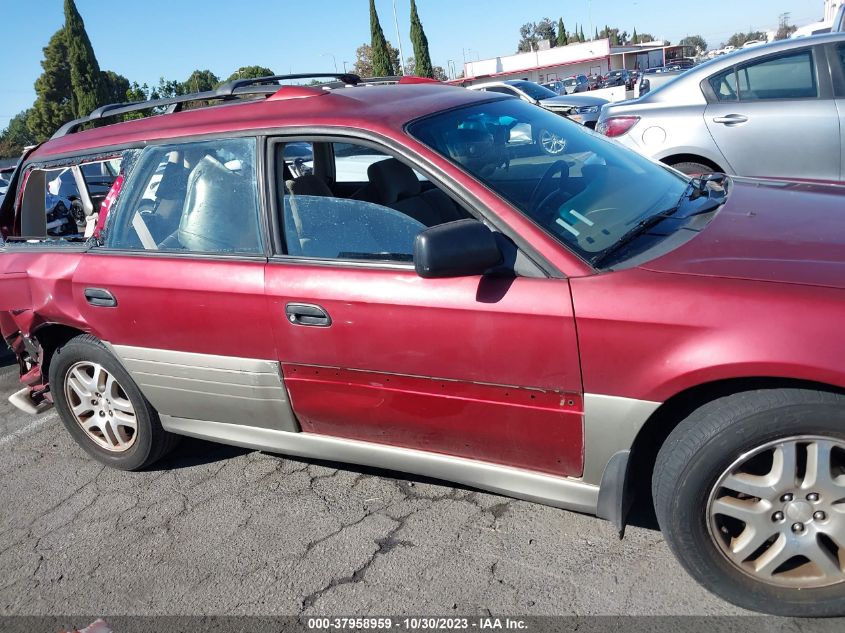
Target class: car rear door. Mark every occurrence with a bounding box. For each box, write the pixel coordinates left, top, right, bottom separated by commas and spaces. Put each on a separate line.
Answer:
703, 45, 840, 180
73, 136, 297, 432
264, 136, 584, 478
829, 41, 845, 180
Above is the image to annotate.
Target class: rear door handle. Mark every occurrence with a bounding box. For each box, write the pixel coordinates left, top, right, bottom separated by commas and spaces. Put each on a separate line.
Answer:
84, 287, 117, 308
713, 114, 748, 125
285, 303, 331, 327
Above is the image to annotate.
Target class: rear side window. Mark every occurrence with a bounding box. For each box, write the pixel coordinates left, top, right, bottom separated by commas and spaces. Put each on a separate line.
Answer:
736, 50, 817, 100
710, 50, 817, 102
106, 137, 262, 255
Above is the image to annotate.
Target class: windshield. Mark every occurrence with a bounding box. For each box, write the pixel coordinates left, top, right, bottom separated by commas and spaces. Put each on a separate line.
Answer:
509, 81, 558, 101
409, 99, 687, 264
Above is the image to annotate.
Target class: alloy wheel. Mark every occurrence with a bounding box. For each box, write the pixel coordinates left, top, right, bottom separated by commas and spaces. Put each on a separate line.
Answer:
707, 436, 845, 588
64, 361, 138, 452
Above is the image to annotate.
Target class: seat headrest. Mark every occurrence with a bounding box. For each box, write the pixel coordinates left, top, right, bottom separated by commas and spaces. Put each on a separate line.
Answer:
177, 155, 258, 252
367, 158, 421, 205
288, 175, 333, 197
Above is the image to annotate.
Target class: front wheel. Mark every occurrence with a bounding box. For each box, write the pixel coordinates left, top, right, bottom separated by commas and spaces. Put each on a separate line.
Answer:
49, 334, 179, 470
653, 389, 845, 616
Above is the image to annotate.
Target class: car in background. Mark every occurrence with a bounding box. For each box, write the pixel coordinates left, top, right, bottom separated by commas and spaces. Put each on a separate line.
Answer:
742, 39, 767, 48
562, 74, 590, 94
0, 166, 15, 200
601, 69, 635, 90
468, 80, 608, 130
540, 79, 566, 94
637, 69, 684, 96
597, 32, 845, 179
587, 74, 603, 90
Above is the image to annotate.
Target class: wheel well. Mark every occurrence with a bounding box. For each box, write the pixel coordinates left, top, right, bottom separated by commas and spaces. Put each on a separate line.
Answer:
627, 377, 845, 524
660, 153, 725, 173
33, 324, 87, 381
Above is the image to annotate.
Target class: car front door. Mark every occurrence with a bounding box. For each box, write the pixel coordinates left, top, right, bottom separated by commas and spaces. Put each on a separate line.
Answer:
264, 137, 584, 477
704, 46, 841, 180
73, 136, 297, 432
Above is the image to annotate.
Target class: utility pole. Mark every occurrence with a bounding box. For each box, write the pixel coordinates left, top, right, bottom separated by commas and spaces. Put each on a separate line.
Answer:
392, 0, 406, 75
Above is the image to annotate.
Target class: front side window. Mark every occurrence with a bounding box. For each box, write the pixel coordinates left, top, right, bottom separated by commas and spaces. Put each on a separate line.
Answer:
409, 99, 687, 264
736, 50, 817, 100
275, 140, 470, 262
106, 137, 262, 255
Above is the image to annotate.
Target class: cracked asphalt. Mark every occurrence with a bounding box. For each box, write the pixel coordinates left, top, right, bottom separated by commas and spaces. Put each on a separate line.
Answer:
0, 352, 748, 617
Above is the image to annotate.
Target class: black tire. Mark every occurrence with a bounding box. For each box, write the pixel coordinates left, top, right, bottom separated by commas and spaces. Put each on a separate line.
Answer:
49, 334, 179, 470
668, 161, 714, 176
653, 389, 845, 616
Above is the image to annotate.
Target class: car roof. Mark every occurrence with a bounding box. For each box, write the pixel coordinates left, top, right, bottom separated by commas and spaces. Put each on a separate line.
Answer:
31, 83, 499, 160
641, 32, 845, 103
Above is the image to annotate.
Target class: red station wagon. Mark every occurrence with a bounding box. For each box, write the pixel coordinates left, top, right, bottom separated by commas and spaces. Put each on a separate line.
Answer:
1, 73, 844, 616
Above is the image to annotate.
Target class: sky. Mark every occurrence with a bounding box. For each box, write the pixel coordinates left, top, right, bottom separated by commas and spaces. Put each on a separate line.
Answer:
0, 0, 824, 129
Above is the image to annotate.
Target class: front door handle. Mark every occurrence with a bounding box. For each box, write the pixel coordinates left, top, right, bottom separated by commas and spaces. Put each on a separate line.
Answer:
285, 303, 331, 327
713, 114, 748, 125
84, 287, 117, 308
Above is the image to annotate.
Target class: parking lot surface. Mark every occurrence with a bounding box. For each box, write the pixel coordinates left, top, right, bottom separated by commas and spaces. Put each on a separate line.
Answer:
0, 356, 746, 617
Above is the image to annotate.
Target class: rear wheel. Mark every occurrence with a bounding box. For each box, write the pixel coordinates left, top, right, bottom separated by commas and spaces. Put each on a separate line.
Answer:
653, 389, 845, 616
49, 334, 178, 470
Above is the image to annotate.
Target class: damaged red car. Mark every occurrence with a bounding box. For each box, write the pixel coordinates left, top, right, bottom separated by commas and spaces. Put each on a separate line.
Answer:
1, 73, 844, 616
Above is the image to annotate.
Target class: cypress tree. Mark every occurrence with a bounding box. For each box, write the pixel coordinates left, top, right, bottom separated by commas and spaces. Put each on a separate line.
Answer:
28, 30, 74, 141
409, 0, 433, 77
64, 0, 107, 117
595, 27, 599, 41
632, 28, 638, 44
369, 0, 394, 77
556, 19, 567, 46
580, 25, 585, 42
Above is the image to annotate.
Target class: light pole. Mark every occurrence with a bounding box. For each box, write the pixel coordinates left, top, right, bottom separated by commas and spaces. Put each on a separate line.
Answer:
321, 53, 338, 73
343, 61, 349, 73
392, 0, 406, 75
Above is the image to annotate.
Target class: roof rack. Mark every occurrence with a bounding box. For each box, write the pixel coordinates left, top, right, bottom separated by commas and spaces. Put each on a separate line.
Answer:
51, 72, 362, 139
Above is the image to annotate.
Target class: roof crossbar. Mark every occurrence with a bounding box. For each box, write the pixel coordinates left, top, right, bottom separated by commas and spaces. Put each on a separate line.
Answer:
51, 72, 363, 139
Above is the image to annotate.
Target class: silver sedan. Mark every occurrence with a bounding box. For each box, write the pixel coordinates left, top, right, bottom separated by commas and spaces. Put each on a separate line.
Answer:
596, 32, 845, 179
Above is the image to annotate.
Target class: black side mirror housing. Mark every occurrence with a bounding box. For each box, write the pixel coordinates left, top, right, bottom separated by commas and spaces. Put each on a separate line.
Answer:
414, 219, 502, 279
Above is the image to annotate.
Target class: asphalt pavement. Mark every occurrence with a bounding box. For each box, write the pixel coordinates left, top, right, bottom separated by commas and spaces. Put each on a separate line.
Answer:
0, 350, 748, 617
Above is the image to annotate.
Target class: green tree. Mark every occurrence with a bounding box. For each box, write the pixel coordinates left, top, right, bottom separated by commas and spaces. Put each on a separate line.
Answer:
556, 19, 567, 46
354, 42, 400, 77
579, 25, 585, 42
369, 0, 394, 76
632, 28, 638, 44
101, 70, 130, 104
28, 30, 74, 141
181, 69, 220, 94
534, 17, 556, 44
224, 66, 275, 82
64, 0, 107, 118
679, 35, 707, 54
594, 27, 599, 41
725, 31, 766, 48
409, 0, 434, 77
775, 13, 796, 40
0, 110, 37, 158
517, 22, 537, 52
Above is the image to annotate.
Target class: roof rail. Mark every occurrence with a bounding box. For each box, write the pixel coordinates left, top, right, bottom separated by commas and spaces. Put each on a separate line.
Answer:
51, 72, 363, 139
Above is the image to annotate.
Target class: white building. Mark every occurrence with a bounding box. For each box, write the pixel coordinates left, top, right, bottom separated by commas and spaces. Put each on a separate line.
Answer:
454, 39, 690, 86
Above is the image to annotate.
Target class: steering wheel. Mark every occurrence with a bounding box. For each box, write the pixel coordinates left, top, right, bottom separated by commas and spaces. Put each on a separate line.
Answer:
528, 160, 570, 212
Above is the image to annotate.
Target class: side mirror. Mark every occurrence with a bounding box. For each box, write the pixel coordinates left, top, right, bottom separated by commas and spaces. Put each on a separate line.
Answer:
414, 219, 502, 279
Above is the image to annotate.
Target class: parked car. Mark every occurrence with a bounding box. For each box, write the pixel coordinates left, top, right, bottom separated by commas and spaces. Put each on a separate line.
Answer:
467, 80, 608, 131
601, 69, 635, 90
587, 73, 603, 90
562, 74, 590, 94
0, 166, 15, 200
540, 80, 566, 94
597, 32, 845, 179
636, 69, 684, 96
3, 72, 845, 618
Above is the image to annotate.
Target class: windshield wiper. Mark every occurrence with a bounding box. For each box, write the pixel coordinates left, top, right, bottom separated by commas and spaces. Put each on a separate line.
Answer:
591, 176, 728, 268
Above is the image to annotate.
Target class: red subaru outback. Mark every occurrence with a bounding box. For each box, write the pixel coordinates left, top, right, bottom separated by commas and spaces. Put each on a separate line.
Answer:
1, 73, 843, 616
